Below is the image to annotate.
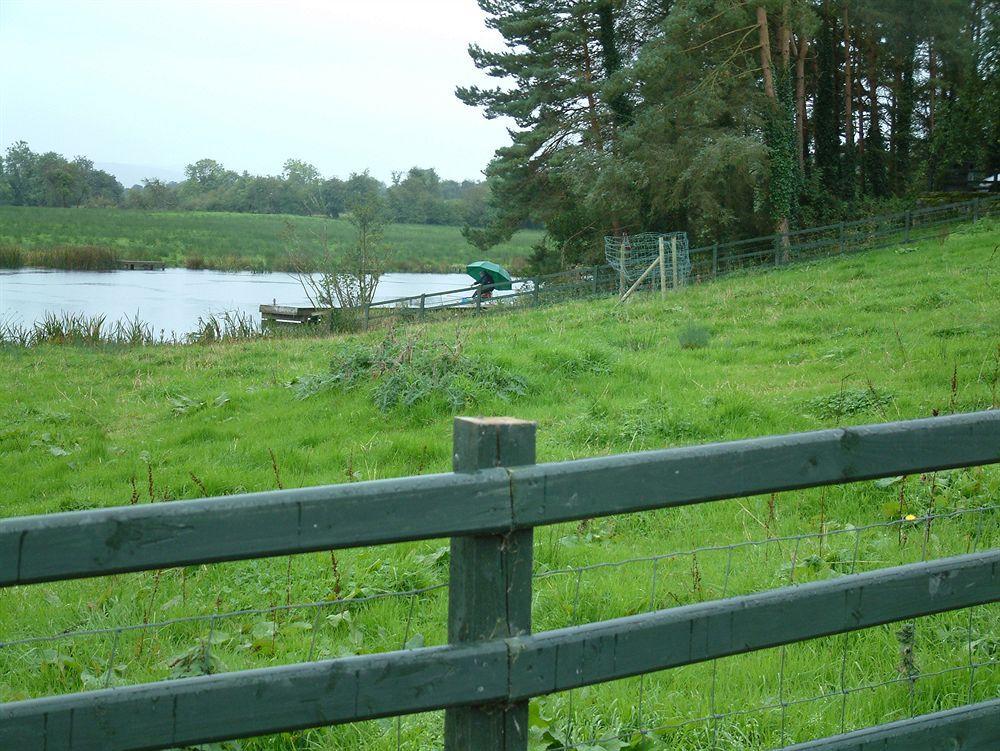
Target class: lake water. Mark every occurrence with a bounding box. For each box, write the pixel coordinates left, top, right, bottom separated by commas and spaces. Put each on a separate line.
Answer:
0, 268, 480, 335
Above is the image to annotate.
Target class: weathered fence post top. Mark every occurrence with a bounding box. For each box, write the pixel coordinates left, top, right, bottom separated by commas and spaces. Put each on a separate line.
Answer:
452, 416, 537, 473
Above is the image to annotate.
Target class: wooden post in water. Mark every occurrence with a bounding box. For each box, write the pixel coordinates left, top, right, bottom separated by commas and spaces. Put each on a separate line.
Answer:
658, 236, 667, 299
671, 236, 679, 290
444, 417, 535, 751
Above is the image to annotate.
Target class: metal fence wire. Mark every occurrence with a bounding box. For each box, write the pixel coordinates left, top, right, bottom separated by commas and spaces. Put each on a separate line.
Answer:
359, 195, 998, 330
604, 231, 692, 286
530, 503, 1000, 751
3, 501, 997, 751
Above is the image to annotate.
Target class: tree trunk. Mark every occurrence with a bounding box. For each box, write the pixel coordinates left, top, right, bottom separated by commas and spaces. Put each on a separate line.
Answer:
757, 6, 789, 246
794, 36, 809, 172
889, 64, 900, 182
928, 43, 937, 136
867, 44, 878, 143
778, 5, 791, 71
757, 6, 776, 101
843, 4, 853, 148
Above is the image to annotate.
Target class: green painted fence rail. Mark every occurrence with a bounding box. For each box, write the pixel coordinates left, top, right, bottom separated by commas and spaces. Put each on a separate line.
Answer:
780, 698, 1000, 751
2, 410, 999, 750
2, 411, 997, 587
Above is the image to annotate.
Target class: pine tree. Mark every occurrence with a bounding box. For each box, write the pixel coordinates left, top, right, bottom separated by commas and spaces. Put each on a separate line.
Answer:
813, 2, 841, 194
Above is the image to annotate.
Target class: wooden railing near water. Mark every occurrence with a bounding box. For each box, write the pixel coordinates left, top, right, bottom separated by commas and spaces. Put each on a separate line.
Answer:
2, 410, 999, 750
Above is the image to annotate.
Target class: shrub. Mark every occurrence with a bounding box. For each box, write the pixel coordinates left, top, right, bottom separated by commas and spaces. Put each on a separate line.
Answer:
806, 388, 894, 419
291, 331, 528, 412
678, 324, 711, 349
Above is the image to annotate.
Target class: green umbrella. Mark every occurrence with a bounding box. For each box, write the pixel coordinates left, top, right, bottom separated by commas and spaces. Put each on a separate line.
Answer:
466, 260, 513, 291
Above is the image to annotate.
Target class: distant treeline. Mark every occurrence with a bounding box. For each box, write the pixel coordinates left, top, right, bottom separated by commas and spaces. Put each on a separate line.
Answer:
0, 142, 494, 227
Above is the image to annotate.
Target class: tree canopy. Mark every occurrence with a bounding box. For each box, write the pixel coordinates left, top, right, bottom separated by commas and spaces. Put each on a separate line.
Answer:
461, 0, 999, 270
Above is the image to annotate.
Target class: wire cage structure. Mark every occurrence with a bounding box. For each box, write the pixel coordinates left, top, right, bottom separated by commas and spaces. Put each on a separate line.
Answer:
605, 231, 691, 290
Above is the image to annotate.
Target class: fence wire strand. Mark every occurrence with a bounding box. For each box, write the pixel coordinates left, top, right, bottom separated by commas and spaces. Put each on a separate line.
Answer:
535, 503, 998, 751
3, 502, 996, 750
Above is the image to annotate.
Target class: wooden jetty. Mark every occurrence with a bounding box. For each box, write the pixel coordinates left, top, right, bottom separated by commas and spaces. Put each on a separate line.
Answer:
119, 260, 166, 270
259, 304, 330, 325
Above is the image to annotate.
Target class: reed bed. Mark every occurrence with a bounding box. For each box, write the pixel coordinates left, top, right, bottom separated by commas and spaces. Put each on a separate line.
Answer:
0, 244, 120, 270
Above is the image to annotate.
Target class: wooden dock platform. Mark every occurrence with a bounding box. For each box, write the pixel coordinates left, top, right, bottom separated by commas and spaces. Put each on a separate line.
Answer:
119, 260, 166, 270
259, 304, 330, 325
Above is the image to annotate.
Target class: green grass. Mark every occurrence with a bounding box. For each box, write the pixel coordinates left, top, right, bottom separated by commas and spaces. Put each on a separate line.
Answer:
1, 221, 998, 750
0, 205, 543, 273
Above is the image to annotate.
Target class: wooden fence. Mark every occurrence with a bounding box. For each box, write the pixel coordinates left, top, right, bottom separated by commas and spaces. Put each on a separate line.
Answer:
356, 194, 999, 330
1, 410, 999, 750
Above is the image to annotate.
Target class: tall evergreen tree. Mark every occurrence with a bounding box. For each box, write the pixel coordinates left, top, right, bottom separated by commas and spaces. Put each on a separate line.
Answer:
813, 2, 841, 194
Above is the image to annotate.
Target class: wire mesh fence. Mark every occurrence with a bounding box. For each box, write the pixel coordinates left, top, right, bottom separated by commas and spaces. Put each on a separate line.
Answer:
3, 492, 996, 750
687, 196, 999, 282
605, 232, 691, 287
353, 195, 1000, 333
528, 502, 1000, 750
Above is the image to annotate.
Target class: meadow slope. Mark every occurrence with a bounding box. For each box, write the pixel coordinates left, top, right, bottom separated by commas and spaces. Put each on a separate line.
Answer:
0, 205, 543, 272
1, 221, 998, 750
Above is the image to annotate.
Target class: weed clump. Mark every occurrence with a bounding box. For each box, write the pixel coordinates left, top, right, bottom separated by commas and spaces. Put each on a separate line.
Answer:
0, 311, 156, 346
806, 388, 894, 419
291, 331, 528, 411
187, 311, 261, 343
678, 323, 711, 349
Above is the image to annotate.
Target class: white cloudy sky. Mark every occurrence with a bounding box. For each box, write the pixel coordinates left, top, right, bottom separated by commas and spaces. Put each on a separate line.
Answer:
0, 0, 512, 184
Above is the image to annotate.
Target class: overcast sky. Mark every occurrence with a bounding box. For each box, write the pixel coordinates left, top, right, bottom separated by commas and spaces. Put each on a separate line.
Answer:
0, 0, 512, 184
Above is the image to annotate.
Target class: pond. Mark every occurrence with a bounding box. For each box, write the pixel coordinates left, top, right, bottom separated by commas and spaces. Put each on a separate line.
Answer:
0, 268, 480, 336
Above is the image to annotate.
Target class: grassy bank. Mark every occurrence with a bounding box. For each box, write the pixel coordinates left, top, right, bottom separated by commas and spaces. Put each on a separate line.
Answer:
1, 222, 998, 750
0, 205, 542, 273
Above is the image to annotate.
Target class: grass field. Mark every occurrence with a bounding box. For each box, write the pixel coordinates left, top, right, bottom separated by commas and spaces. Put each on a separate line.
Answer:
1, 220, 998, 750
0, 205, 543, 273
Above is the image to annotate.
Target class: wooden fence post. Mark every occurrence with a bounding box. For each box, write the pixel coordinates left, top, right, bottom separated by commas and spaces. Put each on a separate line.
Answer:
592, 265, 600, 295
420, 294, 426, 319
904, 210, 911, 242
619, 237, 626, 297
532, 278, 539, 307
973, 198, 980, 223
445, 417, 535, 751
712, 243, 719, 277
658, 236, 667, 298
671, 236, 679, 289
838, 222, 845, 254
